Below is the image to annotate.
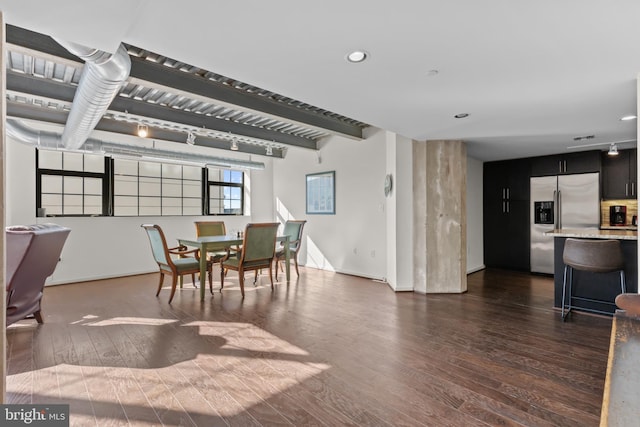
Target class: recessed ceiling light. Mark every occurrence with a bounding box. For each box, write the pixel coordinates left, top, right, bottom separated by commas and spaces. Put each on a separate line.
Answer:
454, 113, 469, 119
346, 50, 368, 63
620, 115, 637, 121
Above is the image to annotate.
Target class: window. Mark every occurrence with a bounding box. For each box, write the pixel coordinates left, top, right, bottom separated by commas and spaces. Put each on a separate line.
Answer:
113, 160, 202, 216
207, 168, 244, 215
37, 150, 108, 216
36, 149, 245, 217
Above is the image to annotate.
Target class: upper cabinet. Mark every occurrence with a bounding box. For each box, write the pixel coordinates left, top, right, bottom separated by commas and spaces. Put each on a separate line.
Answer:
484, 158, 531, 201
602, 148, 637, 199
531, 150, 601, 176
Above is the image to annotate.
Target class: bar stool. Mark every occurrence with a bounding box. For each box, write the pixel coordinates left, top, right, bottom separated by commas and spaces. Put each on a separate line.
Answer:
562, 238, 626, 321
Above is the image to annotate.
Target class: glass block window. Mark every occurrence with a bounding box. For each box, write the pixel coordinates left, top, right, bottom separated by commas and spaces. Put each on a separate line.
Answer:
113, 160, 202, 216
37, 149, 245, 217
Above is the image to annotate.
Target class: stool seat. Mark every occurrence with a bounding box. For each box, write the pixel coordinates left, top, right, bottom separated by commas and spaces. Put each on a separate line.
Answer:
562, 238, 626, 320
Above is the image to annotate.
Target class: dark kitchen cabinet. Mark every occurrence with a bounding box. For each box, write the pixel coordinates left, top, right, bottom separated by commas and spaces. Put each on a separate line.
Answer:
531, 150, 601, 176
602, 148, 637, 199
483, 159, 531, 270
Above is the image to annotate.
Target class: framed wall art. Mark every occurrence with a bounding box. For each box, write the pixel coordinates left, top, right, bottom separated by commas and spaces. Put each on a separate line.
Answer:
306, 171, 335, 214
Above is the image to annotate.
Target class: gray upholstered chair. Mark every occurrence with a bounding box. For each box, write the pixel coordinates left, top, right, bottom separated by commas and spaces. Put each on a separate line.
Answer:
141, 224, 212, 303
6, 223, 71, 326
220, 222, 279, 298
562, 238, 626, 320
274, 220, 307, 280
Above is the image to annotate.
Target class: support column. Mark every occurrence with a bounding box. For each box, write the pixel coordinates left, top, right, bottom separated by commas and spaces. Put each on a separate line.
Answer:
413, 140, 467, 294
385, 132, 413, 291
1, 11, 7, 401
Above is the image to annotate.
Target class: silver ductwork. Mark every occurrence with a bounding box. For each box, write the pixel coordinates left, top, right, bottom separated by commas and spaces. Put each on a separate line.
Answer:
53, 40, 131, 150
6, 120, 265, 170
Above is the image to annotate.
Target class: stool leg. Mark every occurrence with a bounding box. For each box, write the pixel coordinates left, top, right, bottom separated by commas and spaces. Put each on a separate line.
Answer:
562, 265, 569, 320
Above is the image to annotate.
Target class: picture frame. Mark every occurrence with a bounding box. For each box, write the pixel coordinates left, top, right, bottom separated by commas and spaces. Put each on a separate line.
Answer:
306, 171, 335, 214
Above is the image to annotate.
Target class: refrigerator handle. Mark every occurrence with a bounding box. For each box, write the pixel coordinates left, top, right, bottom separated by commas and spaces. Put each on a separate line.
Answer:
557, 190, 562, 229
553, 190, 558, 229
626, 183, 629, 197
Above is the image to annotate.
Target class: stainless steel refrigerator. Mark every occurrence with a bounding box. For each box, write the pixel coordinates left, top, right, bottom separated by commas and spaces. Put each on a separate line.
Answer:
530, 173, 600, 274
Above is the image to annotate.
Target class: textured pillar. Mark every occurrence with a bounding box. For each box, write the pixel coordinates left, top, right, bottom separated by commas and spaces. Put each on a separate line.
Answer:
426, 140, 467, 292
423, 140, 467, 293
412, 141, 428, 293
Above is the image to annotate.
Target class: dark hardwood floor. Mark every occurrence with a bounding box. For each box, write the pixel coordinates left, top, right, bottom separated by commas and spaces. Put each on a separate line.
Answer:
6, 267, 613, 426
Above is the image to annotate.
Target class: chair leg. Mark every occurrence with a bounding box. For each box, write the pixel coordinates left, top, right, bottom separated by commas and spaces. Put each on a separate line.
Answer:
34, 310, 44, 324
294, 254, 300, 276
156, 272, 165, 297
239, 268, 245, 298
191, 273, 197, 288
253, 270, 259, 285
220, 264, 225, 292
209, 264, 214, 295
168, 275, 178, 304
268, 261, 274, 291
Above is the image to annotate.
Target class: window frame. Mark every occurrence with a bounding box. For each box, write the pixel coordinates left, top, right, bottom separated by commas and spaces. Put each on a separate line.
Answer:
36, 150, 110, 217
35, 149, 246, 217
205, 168, 245, 216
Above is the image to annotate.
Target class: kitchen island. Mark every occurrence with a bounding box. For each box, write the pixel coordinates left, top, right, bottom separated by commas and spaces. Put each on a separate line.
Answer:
545, 229, 638, 315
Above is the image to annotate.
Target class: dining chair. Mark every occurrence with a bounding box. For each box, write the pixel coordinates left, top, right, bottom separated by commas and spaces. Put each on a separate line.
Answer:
141, 224, 212, 303
195, 220, 237, 287
274, 220, 307, 280
220, 222, 279, 298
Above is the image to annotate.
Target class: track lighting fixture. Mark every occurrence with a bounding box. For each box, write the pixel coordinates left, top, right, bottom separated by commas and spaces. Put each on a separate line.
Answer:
608, 143, 619, 156
265, 146, 273, 156
137, 123, 148, 138
186, 131, 196, 145
230, 139, 239, 151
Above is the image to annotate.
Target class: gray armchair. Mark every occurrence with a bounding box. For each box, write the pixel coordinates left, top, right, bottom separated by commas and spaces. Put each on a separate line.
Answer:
6, 223, 71, 326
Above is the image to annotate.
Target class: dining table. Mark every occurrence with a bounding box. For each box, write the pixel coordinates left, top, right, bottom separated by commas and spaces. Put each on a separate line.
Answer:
177, 234, 291, 300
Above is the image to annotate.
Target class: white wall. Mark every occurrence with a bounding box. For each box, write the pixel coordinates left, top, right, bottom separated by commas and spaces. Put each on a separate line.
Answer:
466, 156, 485, 273
386, 132, 413, 290
273, 128, 387, 280
6, 137, 274, 285
6, 128, 485, 286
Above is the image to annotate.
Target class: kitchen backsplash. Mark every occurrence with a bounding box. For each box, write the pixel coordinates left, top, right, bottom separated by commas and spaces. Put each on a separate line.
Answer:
601, 199, 638, 228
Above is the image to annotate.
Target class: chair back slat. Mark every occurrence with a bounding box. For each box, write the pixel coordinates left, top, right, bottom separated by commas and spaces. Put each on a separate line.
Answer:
242, 223, 279, 262
141, 224, 170, 266
282, 220, 306, 250
195, 221, 226, 237
563, 238, 624, 273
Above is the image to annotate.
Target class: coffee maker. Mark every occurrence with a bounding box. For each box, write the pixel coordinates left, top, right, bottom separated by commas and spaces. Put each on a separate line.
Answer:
610, 205, 627, 226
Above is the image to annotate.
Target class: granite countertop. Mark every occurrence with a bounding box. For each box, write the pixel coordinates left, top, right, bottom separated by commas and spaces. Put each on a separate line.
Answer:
600, 225, 638, 231
544, 228, 638, 240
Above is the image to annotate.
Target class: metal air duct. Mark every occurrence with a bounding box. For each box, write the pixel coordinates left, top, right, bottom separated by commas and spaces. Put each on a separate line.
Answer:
6, 119, 265, 170
53, 39, 131, 150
